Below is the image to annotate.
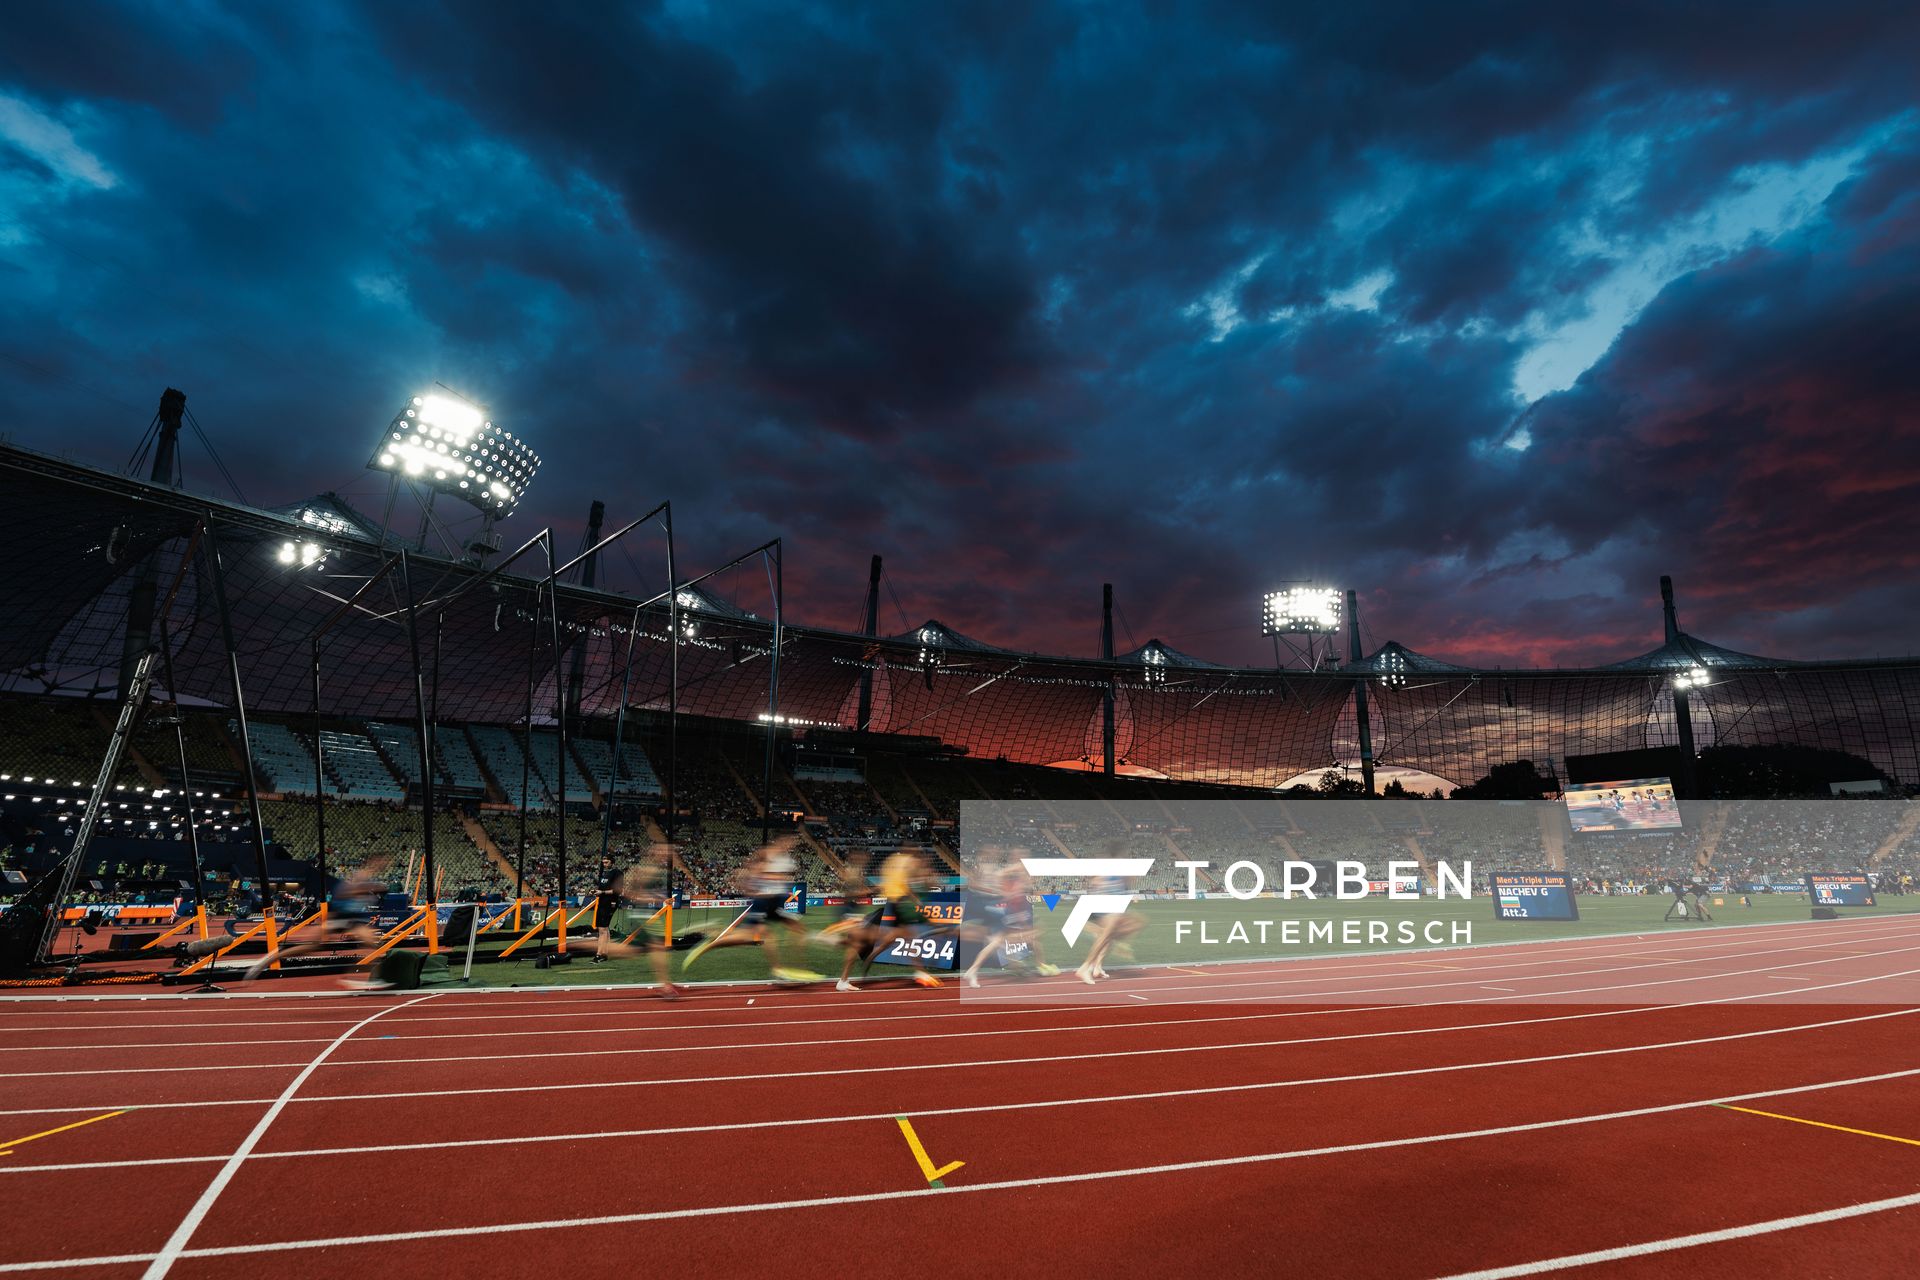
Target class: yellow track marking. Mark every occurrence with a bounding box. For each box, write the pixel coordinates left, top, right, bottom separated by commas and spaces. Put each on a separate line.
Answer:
895, 1115, 965, 1184
1715, 1104, 1920, 1148
0, 1109, 130, 1155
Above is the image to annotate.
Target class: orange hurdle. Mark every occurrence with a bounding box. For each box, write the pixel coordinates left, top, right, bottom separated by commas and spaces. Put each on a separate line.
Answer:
496, 897, 596, 958
476, 901, 523, 933
180, 910, 282, 976
497, 902, 553, 958
278, 901, 328, 942
359, 902, 440, 965
142, 905, 211, 950
620, 903, 673, 947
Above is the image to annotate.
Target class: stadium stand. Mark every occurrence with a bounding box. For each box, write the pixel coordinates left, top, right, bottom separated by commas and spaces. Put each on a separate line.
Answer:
436, 726, 490, 793
316, 727, 406, 800
571, 736, 661, 798
238, 720, 320, 795
527, 729, 596, 804
469, 724, 543, 809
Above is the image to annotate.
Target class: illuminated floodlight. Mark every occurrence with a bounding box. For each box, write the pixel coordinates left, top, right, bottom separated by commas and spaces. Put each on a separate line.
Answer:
916, 625, 943, 668
672, 590, 704, 638
1673, 665, 1712, 690
293, 506, 358, 537
1262, 586, 1342, 635
1379, 648, 1408, 688
1142, 644, 1169, 685
366, 388, 539, 516
276, 539, 327, 569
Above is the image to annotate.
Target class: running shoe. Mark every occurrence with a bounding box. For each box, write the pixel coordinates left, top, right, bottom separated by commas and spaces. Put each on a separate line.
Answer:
962, 971, 980, 988
681, 936, 717, 970
656, 983, 681, 1001
1076, 964, 1099, 985
1036, 962, 1060, 976
913, 972, 943, 989
772, 966, 825, 984
835, 979, 858, 993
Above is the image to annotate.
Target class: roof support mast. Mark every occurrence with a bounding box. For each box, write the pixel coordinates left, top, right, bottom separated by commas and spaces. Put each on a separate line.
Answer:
564, 499, 604, 720
1347, 588, 1375, 796
1663, 575, 1701, 799
857, 554, 881, 731
1101, 583, 1116, 778
118, 388, 186, 699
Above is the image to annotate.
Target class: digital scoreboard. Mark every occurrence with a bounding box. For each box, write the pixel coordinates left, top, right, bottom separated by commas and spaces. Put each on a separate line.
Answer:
1490, 872, 1580, 922
870, 892, 964, 971
1806, 873, 1876, 908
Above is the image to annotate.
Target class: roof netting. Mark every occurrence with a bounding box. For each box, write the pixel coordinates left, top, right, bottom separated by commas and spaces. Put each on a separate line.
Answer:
3, 443, 1918, 788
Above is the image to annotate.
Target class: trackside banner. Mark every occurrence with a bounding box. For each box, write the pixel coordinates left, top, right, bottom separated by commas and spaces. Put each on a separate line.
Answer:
950, 798, 1912, 1008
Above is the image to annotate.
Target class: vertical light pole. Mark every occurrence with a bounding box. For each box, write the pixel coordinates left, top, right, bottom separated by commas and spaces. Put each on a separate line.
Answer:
1101, 583, 1116, 778
1346, 588, 1375, 796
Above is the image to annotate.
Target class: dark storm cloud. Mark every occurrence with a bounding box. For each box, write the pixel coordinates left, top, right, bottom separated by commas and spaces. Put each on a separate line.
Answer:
0, 1, 262, 128
361, 0, 1051, 442
1522, 139, 1920, 660
1, 0, 1916, 669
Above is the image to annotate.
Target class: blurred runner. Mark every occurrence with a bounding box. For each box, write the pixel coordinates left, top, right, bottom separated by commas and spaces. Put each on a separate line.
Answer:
681, 835, 823, 984
1076, 847, 1146, 984
591, 845, 680, 999
238, 872, 385, 982
962, 863, 1054, 987
832, 849, 945, 992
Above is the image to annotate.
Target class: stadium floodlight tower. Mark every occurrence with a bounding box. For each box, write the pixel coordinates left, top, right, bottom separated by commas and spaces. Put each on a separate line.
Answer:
1260, 582, 1377, 794
1261, 584, 1343, 671
368, 387, 540, 560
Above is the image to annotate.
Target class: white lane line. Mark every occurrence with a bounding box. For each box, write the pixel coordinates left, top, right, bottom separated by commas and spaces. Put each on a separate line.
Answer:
6, 933, 1916, 1084
6, 1004, 1916, 1175
11, 920, 1915, 1057
134, 994, 440, 1280
1430, 1192, 1920, 1278
1, 1066, 1917, 1272
4, 958, 1910, 1118
0, 951, 1904, 1120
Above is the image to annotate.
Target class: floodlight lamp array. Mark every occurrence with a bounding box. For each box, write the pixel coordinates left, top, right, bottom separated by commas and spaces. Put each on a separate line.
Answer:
370, 391, 539, 515
1262, 586, 1342, 635
674, 590, 703, 638
1142, 645, 1169, 685
292, 506, 358, 537
916, 626, 943, 669
275, 539, 327, 570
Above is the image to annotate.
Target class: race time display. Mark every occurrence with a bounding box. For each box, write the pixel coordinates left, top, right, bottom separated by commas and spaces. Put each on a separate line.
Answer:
871, 892, 965, 971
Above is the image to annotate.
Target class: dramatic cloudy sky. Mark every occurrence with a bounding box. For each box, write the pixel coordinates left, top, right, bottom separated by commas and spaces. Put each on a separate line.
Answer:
3, 1, 1916, 668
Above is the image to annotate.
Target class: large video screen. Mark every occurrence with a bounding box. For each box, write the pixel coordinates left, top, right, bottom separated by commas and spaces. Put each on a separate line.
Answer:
1564, 777, 1682, 832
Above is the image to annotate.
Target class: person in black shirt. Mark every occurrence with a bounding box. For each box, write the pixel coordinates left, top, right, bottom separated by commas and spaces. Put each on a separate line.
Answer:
591, 845, 680, 999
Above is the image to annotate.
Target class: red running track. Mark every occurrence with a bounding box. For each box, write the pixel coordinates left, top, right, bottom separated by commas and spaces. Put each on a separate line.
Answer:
0, 914, 1917, 1278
